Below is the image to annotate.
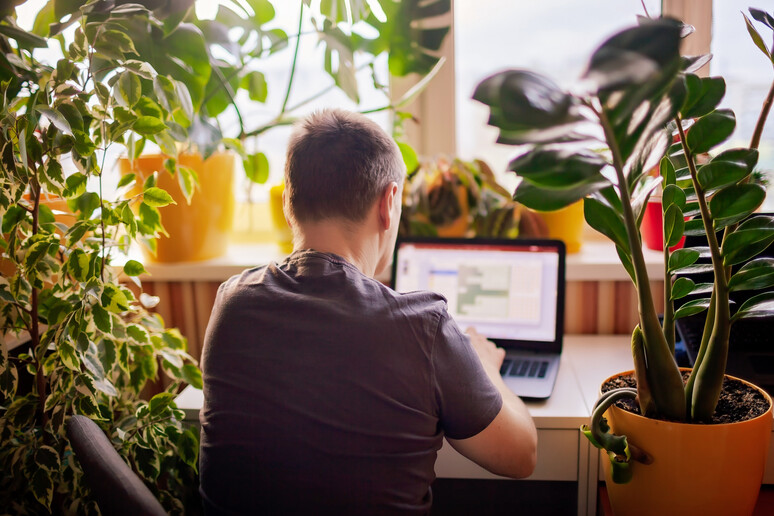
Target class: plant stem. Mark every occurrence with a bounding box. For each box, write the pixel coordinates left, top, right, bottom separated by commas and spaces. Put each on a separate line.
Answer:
662, 244, 675, 355
598, 103, 685, 421
29, 174, 47, 428
280, 2, 305, 116
750, 80, 774, 150
676, 118, 730, 421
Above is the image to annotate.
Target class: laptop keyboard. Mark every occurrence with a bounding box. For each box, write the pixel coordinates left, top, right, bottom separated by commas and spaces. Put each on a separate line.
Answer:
500, 358, 549, 378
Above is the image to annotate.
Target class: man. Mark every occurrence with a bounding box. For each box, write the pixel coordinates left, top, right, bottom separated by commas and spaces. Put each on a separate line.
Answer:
199, 109, 537, 515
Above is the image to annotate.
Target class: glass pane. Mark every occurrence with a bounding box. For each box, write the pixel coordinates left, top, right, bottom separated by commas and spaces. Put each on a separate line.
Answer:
711, 1, 774, 209
454, 0, 661, 190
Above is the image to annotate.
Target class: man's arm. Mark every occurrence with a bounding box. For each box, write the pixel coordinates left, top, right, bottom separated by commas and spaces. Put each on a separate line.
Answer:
445, 329, 538, 479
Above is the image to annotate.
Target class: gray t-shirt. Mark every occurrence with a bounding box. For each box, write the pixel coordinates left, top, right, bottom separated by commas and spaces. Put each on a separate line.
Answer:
199, 250, 502, 515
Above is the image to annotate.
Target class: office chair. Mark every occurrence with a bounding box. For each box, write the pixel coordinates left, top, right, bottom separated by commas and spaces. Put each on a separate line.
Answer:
66, 415, 167, 516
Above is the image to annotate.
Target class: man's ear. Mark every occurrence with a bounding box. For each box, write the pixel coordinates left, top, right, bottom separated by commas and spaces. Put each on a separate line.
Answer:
378, 182, 399, 230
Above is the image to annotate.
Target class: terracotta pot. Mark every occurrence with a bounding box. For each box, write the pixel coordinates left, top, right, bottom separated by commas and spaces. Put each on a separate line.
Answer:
600, 370, 773, 516
120, 152, 235, 263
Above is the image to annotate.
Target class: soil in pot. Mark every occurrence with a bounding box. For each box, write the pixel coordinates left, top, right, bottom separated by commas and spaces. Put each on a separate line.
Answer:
602, 371, 770, 423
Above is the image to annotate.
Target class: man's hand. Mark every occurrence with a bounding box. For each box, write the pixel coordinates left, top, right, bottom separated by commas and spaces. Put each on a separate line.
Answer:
466, 327, 505, 379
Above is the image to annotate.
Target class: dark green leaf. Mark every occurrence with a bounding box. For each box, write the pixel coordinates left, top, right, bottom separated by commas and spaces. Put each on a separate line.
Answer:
662, 184, 686, 211
508, 148, 607, 189
513, 180, 604, 211
2, 205, 27, 234
734, 292, 774, 321
178, 427, 199, 470
73, 192, 100, 219
723, 215, 774, 266
682, 218, 706, 237
127, 324, 150, 343
728, 258, 774, 292
697, 161, 750, 191
668, 248, 700, 271
133, 444, 160, 480
584, 196, 629, 252
744, 12, 772, 61
663, 204, 685, 247
674, 298, 711, 319
671, 277, 695, 300
709, 183, 766, 229
30, 467, 53, 509
681, 75, 725, 119
686, 109, 735, 154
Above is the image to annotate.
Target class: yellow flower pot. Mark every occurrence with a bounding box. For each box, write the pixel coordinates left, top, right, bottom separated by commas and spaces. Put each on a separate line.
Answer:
268, 183, 294, 254
534, 200, 585, 253
121, 152, 235, 263
601, 371, 773, 516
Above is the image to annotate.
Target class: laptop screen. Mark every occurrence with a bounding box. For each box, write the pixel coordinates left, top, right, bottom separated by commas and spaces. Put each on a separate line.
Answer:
391, 238, 565, 349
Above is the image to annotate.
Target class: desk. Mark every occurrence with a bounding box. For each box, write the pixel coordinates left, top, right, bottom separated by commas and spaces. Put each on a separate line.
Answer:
174, 335, 774, 516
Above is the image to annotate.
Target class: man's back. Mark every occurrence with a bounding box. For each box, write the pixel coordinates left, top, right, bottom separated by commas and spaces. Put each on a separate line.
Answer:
199, 250, 501, 515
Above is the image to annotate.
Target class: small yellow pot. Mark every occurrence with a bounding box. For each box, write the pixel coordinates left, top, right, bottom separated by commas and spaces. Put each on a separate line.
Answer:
533, 200, 585, 253
268, 183, 294, 255
120, 152, 235, 263
601, 370, 773, 516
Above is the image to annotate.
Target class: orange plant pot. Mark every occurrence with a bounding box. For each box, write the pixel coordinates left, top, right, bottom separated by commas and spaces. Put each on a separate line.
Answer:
600, 370, 773, 516
120, 152, 235, 263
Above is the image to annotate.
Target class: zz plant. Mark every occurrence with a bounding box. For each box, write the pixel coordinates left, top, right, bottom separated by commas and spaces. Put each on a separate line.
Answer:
1, 2, 202, 513
473, 10, 774, 482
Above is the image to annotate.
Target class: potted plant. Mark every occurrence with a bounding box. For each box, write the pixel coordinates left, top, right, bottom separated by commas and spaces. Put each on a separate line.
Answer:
399, 155, 547, 238
113, 0, 454, 260
473, 9, 774, 516
0, 2, 202, 513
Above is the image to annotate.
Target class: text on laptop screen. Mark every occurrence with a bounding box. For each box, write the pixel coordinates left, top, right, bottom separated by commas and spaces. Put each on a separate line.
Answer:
394, 242, 560, 342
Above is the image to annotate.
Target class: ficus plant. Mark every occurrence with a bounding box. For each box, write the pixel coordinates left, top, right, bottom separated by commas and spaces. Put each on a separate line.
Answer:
0, 2, 203, 513
473, 9, 774, 483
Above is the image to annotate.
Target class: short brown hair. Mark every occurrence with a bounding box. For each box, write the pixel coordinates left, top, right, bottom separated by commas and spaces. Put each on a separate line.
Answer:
284, 109, 405, 224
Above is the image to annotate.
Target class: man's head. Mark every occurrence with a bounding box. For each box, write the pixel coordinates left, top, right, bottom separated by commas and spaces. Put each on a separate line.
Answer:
284, 109, 405, 226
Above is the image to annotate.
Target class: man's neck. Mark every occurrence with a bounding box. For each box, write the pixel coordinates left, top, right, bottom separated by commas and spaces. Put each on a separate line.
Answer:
293, 219, 380, 277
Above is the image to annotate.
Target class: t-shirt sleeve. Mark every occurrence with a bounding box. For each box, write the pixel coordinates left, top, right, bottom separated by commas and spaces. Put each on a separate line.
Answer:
431, 308, 503, 440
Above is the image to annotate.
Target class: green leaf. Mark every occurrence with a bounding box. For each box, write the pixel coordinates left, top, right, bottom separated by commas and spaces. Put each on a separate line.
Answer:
117, 173, 136, 189
37, 107, 73, 136
133, 116, 167, 136
508, 148, 607, 189
64, 173, 88, 199
143, 187, 176, 208
397, 142, 418, 174
59, 341, 80, 371
744, 12, 772, 62
681, 75, 726, 119
584, 196, 629, 252
671, 277, 696, 300
734, 292, 774, 321
67, 248, 90, 281
153, 75, 178, 113
686, 109, 735, 154
514, 178, 606, 212
711, 148, 759, 171
73, 192, 100, 219
30, 467, 53, 509
92, 303, 112, 333
102, 284, 130, 313
127, 324, 150, 343
697, 161, 750, 191
663, 204, 685, 247
123, 260, 147, 277
99, 339, 117, 374
178, 427, 199, 470
149, 392, 176, 417
241, 70, 267, 102
182, 363, 203, 389
35, 446, 60, 474
94, 29, 138, 59
674, 298, 711, 319
177, 166, 197, 205
662, 184, 686, 211
115, 71, 142, 108
728, 258, 774, 292
668, 248, 700, 271
709, 183, 766, 229
244, 152, 270, 184
2, 205, 27, 234
723, 215, 774, 266
133, 444, 160, 480
661, 155, 676, 186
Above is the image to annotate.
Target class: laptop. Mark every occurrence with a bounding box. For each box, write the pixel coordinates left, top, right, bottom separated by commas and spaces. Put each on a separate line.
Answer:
390, 237, 566, 399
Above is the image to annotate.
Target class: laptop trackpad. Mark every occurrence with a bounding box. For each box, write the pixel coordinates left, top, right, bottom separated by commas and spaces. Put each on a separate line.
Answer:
500, 354, 560, 399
